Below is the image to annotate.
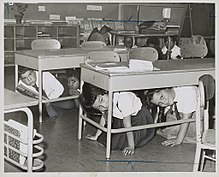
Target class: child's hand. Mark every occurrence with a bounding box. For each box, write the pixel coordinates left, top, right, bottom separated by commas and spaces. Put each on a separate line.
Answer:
161, 138, 181, 147
69, 89, 80, 96
85, 134, 97, 141
122, 146, 134, 155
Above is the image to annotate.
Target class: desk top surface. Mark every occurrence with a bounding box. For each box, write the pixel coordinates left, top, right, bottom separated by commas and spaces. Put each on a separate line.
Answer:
15, 46, 127, 59
81, 58, 215, 76
4, 89, 38, 110
110, 30, 177, 37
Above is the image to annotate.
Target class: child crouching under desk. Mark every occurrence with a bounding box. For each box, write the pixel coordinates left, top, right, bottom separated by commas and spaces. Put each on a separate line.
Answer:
79, 82, 155, 155
143, 86, 197, 147
18, 66, 76, 119
59, 69, 80, 108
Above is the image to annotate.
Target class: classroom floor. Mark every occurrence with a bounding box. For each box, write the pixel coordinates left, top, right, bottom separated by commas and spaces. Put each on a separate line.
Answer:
4, 67, 216, 173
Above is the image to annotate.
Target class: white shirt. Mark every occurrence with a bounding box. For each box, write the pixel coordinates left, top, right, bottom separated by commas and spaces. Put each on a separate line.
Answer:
161, 45, 182, 59
113, 92, 142, 119
18, 71, 64, 99
173, 86, 198, 113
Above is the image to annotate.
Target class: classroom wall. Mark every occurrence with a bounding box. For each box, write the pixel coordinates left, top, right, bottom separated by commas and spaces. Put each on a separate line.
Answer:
4, 2, 215, 37
5, 3, 119, 21
190, 3, 215, 36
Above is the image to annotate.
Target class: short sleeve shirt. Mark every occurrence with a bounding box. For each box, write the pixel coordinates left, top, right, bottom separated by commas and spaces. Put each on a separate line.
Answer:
173, 86, 198, 113
113, 92, 142, 119
161, 45, 182, 59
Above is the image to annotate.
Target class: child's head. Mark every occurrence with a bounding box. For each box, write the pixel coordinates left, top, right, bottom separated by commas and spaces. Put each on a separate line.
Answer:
144, 88, 175, 107
164, 36, 178, 49
136, 38, 147, 47
67, 76, 79, 90
66, 70, 80, 90
124, 37, 133, 48
19, 66, 37, 86
79, 82, 109, 112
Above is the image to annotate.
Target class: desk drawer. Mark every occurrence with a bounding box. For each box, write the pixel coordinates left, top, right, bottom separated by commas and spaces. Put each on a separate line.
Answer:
81, 68, 109, 90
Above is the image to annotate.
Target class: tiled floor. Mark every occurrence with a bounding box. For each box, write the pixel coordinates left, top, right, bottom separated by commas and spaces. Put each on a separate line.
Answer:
4, 68, 216, 173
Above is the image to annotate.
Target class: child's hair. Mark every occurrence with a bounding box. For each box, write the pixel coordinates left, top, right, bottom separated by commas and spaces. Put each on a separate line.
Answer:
144, 89, 167, 122
87, 25, 112, 45
66, 69, 80, 80
18, 66, 32, 78
144, 89, 161, 107
79, 82, 107, 111
144, 87, 173, 106
99, 25, 113, 34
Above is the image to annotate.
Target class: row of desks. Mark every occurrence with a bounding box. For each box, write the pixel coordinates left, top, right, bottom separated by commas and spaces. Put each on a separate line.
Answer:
13, 47, 215, 160
14, 47, 215, 123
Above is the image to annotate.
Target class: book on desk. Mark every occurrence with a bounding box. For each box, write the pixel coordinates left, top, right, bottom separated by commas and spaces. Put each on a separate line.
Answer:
16, 84, 48, 100
85, 61, 160, 73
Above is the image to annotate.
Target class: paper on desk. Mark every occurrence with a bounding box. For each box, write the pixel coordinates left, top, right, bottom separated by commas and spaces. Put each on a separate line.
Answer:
129, 59, 154, 71
106, 67, 160, 72
85, 61, 160, 72
85, 61, 128, 71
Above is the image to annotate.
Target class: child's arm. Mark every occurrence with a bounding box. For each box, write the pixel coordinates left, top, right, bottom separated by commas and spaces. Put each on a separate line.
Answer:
122, 115, 135, 155
86, 114, 106, 141
162, 113, 192, 147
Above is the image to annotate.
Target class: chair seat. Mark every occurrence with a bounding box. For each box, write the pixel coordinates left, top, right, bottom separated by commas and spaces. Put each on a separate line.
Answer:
202, 129, 215, 146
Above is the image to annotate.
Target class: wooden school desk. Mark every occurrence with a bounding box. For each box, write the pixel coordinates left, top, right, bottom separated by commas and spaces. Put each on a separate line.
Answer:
109, 30, 177, 60
4, 89, 39, 172
78, 58, 215, 159
15, 47, 127, 123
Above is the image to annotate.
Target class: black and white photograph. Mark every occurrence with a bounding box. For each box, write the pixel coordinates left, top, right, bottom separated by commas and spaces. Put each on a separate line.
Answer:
1, 0, 217, 176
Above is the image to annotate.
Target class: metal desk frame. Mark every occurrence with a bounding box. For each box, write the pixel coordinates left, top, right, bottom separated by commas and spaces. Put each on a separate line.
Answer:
110, 30, 177, 60
14, 48, 127, 123
78, 58, 215, 159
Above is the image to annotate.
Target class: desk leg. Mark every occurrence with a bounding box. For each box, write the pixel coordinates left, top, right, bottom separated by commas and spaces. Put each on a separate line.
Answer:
15, 64, 18, 91
78, 80, 84, 140
78, 106, 83, 140
113, 35, 116, 46
106, 91, 113, 159
132, 37, 135, 47
167, 36, 171, 60
38, 70, 43, 123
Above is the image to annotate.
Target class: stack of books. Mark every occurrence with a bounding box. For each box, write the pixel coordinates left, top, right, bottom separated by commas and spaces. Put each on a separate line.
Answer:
166, 24, 180, 35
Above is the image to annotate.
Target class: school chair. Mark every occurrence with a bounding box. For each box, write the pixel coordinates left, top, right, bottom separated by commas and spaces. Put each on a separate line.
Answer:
128, 47, 159, 62
31, 39, 61, 50
80, 41, 107, 49
181, 44, 208, 59
85, 51, 121, 63
180, 35, 208, 59
193, 74, 216, 172
31, 39, 64, 77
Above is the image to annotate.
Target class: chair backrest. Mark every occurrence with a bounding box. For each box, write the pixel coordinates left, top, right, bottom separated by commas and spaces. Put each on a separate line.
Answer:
180, 35, 208, 58
128, 47, 159, 62
81, 41, 107, 49
197, 74, 215, 137
181, 44, 208, 58
86, 51, 121, 63
31, 39, 61, 50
